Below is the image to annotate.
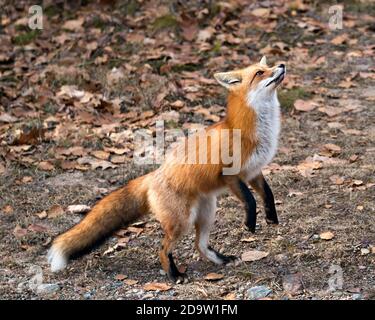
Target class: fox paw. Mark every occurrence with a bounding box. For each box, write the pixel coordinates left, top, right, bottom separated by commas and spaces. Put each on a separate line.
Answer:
168, 271, 188, 284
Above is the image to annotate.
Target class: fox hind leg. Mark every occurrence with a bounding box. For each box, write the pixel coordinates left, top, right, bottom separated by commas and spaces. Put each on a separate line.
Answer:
159, 218, 188, 283
194, 195, 239, 265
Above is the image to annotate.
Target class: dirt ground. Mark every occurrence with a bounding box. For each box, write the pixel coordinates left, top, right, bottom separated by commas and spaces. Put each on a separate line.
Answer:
0, 0, 374, 300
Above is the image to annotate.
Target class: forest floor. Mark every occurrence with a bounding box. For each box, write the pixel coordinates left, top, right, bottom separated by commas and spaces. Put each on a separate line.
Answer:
0, 0, 374, 300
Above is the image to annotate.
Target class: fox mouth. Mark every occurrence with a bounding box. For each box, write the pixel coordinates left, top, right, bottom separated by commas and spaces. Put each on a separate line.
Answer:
266, 70, 285, 88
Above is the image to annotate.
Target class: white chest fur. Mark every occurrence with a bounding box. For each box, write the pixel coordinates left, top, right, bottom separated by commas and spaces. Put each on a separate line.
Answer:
242, 90, 280, 181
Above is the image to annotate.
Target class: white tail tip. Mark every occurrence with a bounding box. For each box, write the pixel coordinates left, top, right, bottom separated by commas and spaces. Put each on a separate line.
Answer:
48, 245, 68, 272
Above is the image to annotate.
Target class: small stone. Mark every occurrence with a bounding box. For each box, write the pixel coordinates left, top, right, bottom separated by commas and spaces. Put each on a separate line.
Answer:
352, 293, 363, 300
282, 273, 303, 295
247, 285, 272, 300
36, 283, 59, 295
84, 292, 92, 299
360, 248, 370, 255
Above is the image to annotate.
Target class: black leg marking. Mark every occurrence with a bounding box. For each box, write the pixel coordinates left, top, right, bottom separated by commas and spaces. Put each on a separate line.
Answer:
263, 179, 278, 224
238, 180, 257, 233
207, 246, 238, 265
167, 253, 186, 283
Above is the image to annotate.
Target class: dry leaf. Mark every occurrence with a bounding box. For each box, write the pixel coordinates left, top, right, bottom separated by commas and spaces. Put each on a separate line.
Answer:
329, 175, 345, 185
204, 273, 224, 281
36, 211, 48, 219
143, 282, 172, 291
114, 274, 127, 281
38, 161, 54, 171
47, 205, 64, 218
294, 99, 318, 112
124, 279, 138, 286
67, 205, 91, 214
241, 237, 256, 243
320, 231, 335, 240
241, 250, 269, 262
2, 205, 14, 214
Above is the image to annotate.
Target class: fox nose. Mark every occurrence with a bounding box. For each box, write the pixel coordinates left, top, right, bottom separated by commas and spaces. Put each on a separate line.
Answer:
278, 64, 285, 70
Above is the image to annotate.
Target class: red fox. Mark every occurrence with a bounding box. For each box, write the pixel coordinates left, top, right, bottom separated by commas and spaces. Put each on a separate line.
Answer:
48, 56, 285, 282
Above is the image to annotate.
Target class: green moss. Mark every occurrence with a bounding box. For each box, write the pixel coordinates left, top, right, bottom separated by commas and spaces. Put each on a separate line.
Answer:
13, 30, 40, 45
278, 87, 312, 109
152, 14, 178, 32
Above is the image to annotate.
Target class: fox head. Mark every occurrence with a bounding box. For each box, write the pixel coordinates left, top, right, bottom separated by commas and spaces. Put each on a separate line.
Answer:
214, 56, 285, 109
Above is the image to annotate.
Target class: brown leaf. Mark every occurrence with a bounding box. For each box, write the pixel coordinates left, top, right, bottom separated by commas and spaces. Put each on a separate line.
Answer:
294, 99, 318, 112
241, 250, 269, 262
47, 205, 64, 218
143, 282, 172, 291
36, 211, 48, 219
320, 231, 335, 240
329, 175, 345, 185
38, 161, 55, 171
180, 13, 198, 41
67, 205, 91, 214
2, 205, 13, 214
62, 18, 84, 31
204, 273, 224, 281
241, 237, 256, 243
331, 34, 348, 45
28, 224, 49, 233
13, 225, 28, 238
124, 279, 138, 286
111, 155, 126, 164
91, 150, 110, 160
251, 8, 271, 17
0, 113, 18, 123
114, 274, 127, 281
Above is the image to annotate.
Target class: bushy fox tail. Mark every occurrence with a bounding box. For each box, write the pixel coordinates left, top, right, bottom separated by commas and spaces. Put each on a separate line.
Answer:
48, 175, 150, 272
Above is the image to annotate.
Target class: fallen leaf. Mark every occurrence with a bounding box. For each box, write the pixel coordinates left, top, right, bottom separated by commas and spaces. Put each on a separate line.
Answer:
13, 225, 28, 238
114, 274, 127, 281
241, 250, 269, 262
352, 180, 363, 186
67, 205, 91, 214
320, 231, 335, 240
28, 224, 49, 233
241, 237, 256, 243
36, 211, 48, 219
38, 161, 54, 171
251, 8, 271, 17
204, 273, 224, 281
143, 282, 172, 291
91, 150, 110, 160
62, 18, 84, 31
2, 205, 14, 214
47, 205, 64, 218
0, 113, 18, 123
124, 279, 138, 286
294, 99, 318, 112
329, 175, 345, 185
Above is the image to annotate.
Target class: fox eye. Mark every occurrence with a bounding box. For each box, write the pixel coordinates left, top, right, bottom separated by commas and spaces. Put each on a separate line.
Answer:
255, 70, 264, 76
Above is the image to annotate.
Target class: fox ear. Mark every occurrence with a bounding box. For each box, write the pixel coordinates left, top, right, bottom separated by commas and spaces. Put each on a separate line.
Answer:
214, 72, 242, 89
259, 56, 267, 66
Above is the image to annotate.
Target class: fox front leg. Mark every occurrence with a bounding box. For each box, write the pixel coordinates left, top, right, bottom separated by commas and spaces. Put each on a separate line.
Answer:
249, 174, 279, 225
225, 176, 257, 233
